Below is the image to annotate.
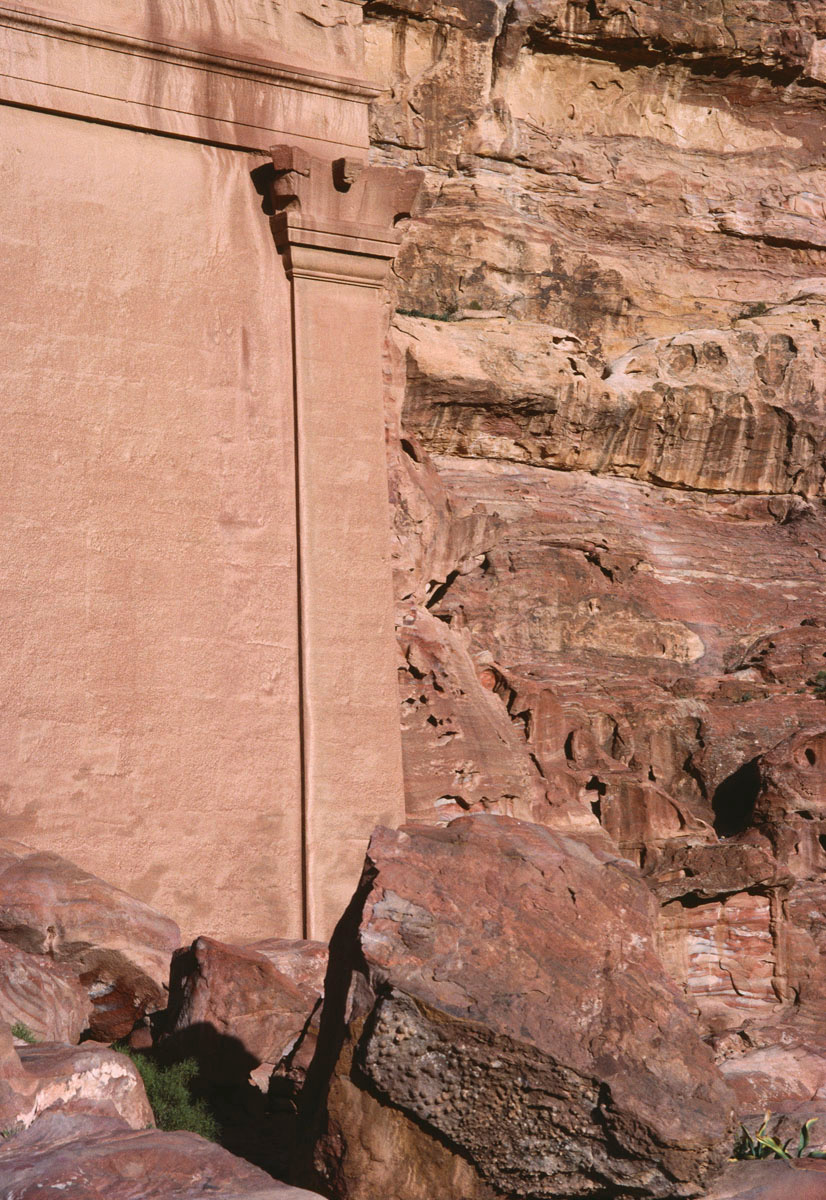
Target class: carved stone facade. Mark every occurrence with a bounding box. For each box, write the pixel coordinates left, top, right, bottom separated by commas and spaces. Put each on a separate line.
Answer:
0, 1, 417, 940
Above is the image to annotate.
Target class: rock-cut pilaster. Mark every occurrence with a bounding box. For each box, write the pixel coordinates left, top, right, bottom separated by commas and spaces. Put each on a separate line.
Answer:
267, 147, 422, 939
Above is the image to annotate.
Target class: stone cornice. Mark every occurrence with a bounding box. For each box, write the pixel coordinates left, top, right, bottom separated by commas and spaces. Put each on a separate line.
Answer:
0, 4, 375, 153
0, 6, 381, 103
268, 145, 424, 286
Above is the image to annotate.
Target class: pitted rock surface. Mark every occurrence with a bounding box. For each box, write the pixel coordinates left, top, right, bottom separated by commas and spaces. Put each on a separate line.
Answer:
311, 815, 735, 1200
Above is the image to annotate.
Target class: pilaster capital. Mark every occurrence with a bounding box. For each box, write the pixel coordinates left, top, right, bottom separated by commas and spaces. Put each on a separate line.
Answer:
267, 144, 423, 286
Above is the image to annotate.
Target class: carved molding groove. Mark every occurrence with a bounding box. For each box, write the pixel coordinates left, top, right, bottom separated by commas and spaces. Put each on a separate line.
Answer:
0, 6, 379, 100
0, 3, 374, 153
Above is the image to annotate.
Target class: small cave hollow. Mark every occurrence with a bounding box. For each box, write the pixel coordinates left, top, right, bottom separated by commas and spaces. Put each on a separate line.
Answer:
806, 747, 817, 766
585, 774, 606, 822
712, 756, 761, 838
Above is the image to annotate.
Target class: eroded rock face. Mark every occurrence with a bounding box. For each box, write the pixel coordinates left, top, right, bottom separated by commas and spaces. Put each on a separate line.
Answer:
398, 310, 826, 497
0, 941, 90, 1046
310, 816, 735, 1200
0, 1023, 153, 1134
0, 841, 181, 1040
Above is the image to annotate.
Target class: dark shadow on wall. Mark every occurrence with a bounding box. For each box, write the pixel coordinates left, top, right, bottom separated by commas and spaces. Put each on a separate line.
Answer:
144, 1020, 298, 1180
712, 757, 761, 838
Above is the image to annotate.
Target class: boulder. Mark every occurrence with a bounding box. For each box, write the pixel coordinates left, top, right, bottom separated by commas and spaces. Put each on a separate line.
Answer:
702, 1159, 826, 1199
166, 936, 326, 1088
0, 940, 90, 1045
0, 1023, 153, 1133
0, 1109, 326, 1198
0, 841, 181, 1040
718, 1039, 826, 1117
308, 815, 736, 1200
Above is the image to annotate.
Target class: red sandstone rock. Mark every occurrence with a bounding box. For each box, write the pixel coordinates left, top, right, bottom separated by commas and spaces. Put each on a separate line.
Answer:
748, 729, 826, 876
397, 603, 550, 824
0, 1109, 323, 1199
166, 937, 327, 1087
309, 816, 735, 1200
0, 941, 90, 1045
702, 1159, 826, 1200
717, 1038, 826, 1117
0, 1023, 153, 1134
0, 842, 181, 1041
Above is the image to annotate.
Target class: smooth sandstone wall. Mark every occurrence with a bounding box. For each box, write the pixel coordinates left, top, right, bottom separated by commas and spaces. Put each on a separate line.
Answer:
13, 0, 367, 78
0, 106, 303, 940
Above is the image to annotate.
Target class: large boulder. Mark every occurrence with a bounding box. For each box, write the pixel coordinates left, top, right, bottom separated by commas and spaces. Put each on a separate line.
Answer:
0, 940, 90, 1045
307, 815, 736, 1200
0, 841, 181, 1040
0, 1023, 152, 1133
702, 1158, 826, 1199
0, 1109, 326, 1198
166, 937, 327, 1087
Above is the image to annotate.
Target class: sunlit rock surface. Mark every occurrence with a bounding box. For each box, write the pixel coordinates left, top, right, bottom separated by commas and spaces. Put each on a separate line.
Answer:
309, 817, 735, 1200
373, 0, 826, 1158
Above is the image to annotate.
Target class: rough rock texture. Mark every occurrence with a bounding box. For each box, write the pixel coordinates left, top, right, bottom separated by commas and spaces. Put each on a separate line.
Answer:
165, 937, 327, 1087
399, 309, 826, 496
309, 816, 735, 1200
0, 1023, 153, 1134
0, 941, 90, 1045
702, 1159, 826, 1200
369, 0, 826, 1140
0, 1110, 325, 1199
0, 841, 181, 1040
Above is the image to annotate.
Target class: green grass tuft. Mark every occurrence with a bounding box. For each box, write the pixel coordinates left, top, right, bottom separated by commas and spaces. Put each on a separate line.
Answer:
10, 1022, 37, 1044
113, 1044, 219, 1141
733, 1113, 826, 1164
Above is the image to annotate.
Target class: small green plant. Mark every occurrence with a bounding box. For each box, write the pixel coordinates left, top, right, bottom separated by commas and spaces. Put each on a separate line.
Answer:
0, 1124, 22, 1141
11, 1022, 37, 1044
113, 1044, 219, 1141
732, 1113, 826, 1163
739, 301, 769, 320
808, 670, 826, 697
396, 306, 459, 322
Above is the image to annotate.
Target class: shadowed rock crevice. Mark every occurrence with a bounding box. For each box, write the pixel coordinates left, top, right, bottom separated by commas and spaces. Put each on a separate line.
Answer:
712, 759, 762, 839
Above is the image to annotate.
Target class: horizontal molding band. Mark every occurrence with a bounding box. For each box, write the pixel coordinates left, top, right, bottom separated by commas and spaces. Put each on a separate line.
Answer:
0, 5, 382, 102
0, 4, 374, 153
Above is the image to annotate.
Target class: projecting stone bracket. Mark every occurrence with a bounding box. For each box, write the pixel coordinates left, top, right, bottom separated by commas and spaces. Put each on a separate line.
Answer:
267, 143, 423, 285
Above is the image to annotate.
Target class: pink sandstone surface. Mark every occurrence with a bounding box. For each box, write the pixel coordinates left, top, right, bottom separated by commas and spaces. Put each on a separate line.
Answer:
0, 0, 412, 943
6, 0, 826, 1195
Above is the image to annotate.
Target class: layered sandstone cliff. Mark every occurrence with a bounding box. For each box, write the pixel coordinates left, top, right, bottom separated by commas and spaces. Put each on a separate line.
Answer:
362, 0, 826, 1176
